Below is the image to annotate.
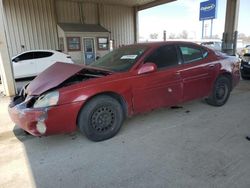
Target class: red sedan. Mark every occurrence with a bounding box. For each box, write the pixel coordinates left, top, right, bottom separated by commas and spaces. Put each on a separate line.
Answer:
9, 42, 240, 141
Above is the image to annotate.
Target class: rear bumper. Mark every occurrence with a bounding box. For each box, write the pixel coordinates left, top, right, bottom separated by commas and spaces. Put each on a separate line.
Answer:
8, 97, 84, 136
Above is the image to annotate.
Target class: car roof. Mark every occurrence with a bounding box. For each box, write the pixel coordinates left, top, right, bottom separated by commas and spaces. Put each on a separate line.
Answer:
126, 41, 203, 49
12, 50, 64, 58
20, 49, 58, 53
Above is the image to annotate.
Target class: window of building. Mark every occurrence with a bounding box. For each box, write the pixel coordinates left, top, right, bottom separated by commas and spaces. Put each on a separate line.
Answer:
67, 37, 81, 51
145, 45, 179, 69
97, 37, 108, 50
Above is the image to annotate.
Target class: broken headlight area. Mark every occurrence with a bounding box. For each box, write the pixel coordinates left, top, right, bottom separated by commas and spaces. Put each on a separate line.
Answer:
9, 84, 30, 107
33, 91, 59, 108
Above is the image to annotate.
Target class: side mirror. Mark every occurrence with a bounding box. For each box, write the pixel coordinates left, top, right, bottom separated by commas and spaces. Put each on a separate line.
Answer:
137, 63, 157, 75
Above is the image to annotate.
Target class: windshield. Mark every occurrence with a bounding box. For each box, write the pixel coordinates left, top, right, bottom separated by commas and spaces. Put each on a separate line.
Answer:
89, 46, 147, 72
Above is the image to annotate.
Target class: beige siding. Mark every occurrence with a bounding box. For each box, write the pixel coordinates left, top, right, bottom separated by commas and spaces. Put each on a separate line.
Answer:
56, 0, 98, 24
100, 4, 135, 48
81, 3, 98, 24
55, 1, 135, 48
3, 0, 58, 57
3, 0, 135, 57
56, 0, 80, 23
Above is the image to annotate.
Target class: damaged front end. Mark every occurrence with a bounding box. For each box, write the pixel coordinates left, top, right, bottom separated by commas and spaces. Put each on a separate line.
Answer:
8, 84, 49, 136
57, 68, 111, 88
8, 62, 112, 136
8, 84, 80, 136
26, 62, 111, 96
9, 83, 32, 108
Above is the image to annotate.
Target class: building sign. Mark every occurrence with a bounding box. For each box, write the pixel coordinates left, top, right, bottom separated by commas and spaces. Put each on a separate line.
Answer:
199, 0, 217, 21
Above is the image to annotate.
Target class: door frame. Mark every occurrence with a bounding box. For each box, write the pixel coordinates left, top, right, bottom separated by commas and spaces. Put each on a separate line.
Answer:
83, 37, 96, 65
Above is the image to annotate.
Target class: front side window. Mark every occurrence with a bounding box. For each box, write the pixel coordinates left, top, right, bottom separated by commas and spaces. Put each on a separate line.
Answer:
90, 45, 147, 72
145, 45, 179, 69
15, 52, 34, 62
179, 46, 204, 63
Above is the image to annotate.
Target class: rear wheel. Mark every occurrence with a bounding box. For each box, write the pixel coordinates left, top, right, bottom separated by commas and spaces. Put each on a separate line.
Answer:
78, 95, 124, 141
206, 76, 231, 106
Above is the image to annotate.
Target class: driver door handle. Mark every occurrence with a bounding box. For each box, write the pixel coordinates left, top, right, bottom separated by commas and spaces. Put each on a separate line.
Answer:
176, 71, 181, 76
208, 64, 215, 68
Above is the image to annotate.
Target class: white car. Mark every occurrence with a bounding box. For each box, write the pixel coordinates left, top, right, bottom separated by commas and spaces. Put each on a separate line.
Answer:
12, 50, 74, 79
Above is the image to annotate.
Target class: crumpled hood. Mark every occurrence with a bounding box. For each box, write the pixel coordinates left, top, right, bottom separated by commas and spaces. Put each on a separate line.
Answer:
26, 62, 84, 96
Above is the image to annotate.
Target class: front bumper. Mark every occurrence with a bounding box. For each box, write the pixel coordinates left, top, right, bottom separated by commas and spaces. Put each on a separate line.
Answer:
8, 96, 84, 136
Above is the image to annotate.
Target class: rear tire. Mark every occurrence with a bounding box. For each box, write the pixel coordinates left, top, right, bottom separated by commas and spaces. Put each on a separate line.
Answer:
206, 76, 231, 106
78, 95, 124, 141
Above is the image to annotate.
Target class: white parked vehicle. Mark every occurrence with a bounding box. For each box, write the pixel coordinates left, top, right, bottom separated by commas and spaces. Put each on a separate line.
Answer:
12, 50, 74, 79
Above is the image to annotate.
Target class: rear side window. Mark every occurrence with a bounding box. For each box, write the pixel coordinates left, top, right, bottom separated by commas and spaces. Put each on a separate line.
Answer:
145, 45, 179, 69
33, 52, 53, 59
179, 46, 206, 63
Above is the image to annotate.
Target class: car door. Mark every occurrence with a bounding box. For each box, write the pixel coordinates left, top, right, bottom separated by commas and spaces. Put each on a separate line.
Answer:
132, 45, 183, 113
177, 45, 214, 102
33, 51, 54, 74
12, 52, 36, 78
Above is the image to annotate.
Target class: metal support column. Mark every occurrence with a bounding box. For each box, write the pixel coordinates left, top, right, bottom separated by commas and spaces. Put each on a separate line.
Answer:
133, 6, 139, 43
222, 0, 240, 55
210, 19, 213, 38
0, 0, 16, 96
201, 20, 204, 39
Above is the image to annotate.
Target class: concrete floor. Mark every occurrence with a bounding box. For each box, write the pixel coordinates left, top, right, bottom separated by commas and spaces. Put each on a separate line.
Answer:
0, 80, 250, 188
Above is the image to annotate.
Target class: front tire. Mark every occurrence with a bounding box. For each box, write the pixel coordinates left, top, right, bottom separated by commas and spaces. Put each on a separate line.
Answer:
206, 76, 231, 106
78, 95, 124, 141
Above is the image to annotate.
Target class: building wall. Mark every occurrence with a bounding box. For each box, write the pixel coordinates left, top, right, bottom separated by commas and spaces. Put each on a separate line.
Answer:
3, 0, 135, 58
81, 3, 98, 24
56, 0, 81, 23
62, 31, 109, 64
3, 0, 58, 57
56, 0, 135, 49
100, 4, 135, 48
